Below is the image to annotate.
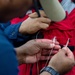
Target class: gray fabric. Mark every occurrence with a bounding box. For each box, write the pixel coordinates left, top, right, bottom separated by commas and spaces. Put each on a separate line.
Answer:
61, 0, 75, 14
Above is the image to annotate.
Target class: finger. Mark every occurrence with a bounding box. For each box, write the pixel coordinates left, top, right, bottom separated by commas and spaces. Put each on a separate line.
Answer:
38, 23, 49, 29
25, 53, 41, 63
39, 10, 47, 17
41, 50, 50, 56
36, 39, 53, 42
55, 41, 60, 45
37, 17, 51, 24
41, 49, 58, 56
24, 55, 37, 63
36, 39, 55, 49
40, 56, 52, 61
29, 10, 47, 18
54, 45, 61, 49
51, 50, 58, 55
29, 12, 38, 18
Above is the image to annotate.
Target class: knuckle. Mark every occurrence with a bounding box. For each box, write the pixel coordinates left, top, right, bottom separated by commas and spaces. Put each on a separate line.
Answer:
36, 22, 41, 28
35, 18, 39, 22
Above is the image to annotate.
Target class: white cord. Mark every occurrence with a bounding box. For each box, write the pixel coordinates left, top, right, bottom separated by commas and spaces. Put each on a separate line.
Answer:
45, 36, 56, 67
65, 38, 70, 47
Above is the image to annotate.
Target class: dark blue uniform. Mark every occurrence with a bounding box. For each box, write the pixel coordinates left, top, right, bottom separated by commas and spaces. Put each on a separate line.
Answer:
0, 22, 32, 47
0, 29, 18, 75
0, 22, 33, 75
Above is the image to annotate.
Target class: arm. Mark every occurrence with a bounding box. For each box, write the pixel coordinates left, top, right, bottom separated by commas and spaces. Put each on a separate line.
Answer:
0, 12, 51, 47
1, 15, 51, 47
0, 22, 31, 47
0, 29, 18, 75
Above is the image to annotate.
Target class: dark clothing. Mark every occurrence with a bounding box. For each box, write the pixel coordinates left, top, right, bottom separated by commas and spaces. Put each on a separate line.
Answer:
0, 22, 31, 47
0, 28, 18, 75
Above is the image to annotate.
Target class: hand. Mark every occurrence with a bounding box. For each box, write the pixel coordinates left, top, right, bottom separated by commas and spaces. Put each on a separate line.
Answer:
17, 47, 60, 64
17, 49, 60, 64
15, 39, 60, 64
41, 39, 60, 57
41, 47, 60, 56
29, 10, 47, 18
48, 47, 75, 75
16, 39, 60, 55
19, 12, 51, 34
17, 53, 41, 64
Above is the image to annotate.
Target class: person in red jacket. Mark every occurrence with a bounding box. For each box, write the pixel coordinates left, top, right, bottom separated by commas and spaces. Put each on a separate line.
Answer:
11, 0, 75, 75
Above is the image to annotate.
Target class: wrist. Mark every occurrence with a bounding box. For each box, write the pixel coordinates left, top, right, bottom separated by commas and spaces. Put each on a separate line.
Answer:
40, 66, 59, 75
15, 47, 26, 65
40, 71, 51, 75
48, 65, 59, 74
17, 54, 24, 65
15, 46, 26, 55
15, 47, 21, 55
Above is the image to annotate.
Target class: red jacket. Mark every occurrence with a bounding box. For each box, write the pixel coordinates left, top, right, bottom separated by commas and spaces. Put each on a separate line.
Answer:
11, 0, 75, 75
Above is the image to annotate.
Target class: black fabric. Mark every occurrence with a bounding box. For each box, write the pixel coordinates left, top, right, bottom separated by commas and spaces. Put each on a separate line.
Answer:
60, 45, 74, 51
31, 31, 44, 39
30, 64, 34, 75
33, 0, 41, 17
73, 0, 75, 3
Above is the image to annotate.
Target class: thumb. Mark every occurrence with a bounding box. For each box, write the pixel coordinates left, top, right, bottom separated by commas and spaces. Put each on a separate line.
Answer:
29, 12, 38, 18
29, 10, 46, 18
62, 47, 74, 59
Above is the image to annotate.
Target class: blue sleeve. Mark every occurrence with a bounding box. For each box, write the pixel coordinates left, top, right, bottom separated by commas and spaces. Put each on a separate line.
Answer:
0, 22, 31, 46
0, 29, 18, 75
